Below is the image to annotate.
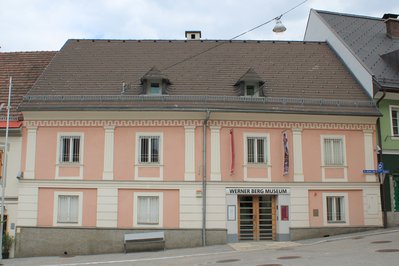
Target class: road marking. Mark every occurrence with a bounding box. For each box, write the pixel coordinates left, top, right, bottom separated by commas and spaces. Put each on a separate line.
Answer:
42, 250, 237, 266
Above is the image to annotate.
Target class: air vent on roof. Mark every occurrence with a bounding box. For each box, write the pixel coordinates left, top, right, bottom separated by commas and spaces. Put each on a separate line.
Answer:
383, 14, 399, 39
185, 31, 201, 40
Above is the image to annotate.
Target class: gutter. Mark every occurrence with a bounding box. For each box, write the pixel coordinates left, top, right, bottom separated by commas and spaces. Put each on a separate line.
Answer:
376, 89, 387, 228
17, 106, 381, 117
202, 110, 210, 246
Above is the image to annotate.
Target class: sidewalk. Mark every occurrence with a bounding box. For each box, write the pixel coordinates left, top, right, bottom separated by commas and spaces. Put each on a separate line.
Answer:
229, 226, 399, 251
1, 226, 398, 266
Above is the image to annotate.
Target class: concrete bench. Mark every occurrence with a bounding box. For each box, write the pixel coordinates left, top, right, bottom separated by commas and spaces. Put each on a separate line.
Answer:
124, 231, 165, 253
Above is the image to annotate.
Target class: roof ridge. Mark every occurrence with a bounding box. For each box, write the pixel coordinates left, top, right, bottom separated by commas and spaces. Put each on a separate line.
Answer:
314, 9, 384, 21
68, 38, 325, 45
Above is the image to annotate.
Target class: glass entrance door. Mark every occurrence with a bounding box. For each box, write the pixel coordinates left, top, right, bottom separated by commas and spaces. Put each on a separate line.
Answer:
238, 195, 276, 240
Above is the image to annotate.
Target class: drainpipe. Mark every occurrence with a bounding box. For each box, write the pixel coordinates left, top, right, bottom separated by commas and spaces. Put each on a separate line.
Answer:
202, 110, 210, 246
376, 89, 387, 228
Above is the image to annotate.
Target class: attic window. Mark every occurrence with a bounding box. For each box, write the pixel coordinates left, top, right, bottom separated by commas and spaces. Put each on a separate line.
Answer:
235, 68, 265, 97
140, 66, 171, 95
245, 84, 258, 97
149, 82, 161, 95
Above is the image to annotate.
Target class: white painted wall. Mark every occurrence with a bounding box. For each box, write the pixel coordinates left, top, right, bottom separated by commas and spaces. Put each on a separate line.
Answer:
304, 10, 373, 97
1, 136, 22, 197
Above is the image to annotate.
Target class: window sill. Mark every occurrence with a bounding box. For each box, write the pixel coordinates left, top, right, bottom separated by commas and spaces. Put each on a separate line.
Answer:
136, 163, 163, 167
54, 222, 81, 227
321, 165, 347, 168
244, 163, 270, 167
57, 163, 83, 167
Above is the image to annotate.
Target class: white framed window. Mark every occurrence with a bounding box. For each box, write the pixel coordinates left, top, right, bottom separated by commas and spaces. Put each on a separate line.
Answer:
322, 192, 349, 225
137, 134, 162, 164
390, 105, 399, 137
246, 136, 267, 164
243, 133, 271, 181
321, 135, 346, 166
53, 192, 83, 226
134, 192, 163, 227
57, 133, 83, 164
244, 83, 259, 97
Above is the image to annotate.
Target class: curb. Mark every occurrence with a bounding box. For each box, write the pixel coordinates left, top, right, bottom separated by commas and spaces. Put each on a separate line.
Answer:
298, 227, 399, 246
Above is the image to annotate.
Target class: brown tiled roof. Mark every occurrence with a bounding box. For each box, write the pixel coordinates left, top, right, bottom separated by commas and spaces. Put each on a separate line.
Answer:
0, 51, 56, 121
20, 39, 379, 116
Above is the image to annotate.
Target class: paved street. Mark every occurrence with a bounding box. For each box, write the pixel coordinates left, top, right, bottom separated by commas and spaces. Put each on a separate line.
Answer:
2, 228, 399, 266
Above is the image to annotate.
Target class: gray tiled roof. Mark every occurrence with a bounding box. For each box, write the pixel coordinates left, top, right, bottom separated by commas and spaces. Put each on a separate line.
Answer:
20, 39, 379, 116
314, 10, 399, 88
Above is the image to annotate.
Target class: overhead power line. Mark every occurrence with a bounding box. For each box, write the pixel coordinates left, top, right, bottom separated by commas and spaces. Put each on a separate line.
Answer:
162, 0, 308, 71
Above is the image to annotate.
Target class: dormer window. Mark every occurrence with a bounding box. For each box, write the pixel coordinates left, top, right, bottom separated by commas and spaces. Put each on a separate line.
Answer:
245, 84, 259, 97
149, 82, 161, 95
235, 68, 265, 97
140, 66, 171, 95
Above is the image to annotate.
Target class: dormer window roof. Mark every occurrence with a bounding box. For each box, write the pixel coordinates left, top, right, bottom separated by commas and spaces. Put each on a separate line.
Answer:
140, 66, 171, 95
234, 68, 265, 97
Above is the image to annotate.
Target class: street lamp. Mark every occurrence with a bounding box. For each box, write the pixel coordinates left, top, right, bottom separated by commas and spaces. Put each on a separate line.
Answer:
273, 16, 287, 33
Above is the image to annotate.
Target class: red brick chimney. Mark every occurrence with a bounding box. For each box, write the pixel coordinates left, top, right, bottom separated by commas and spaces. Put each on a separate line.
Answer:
383, 14, 399, 38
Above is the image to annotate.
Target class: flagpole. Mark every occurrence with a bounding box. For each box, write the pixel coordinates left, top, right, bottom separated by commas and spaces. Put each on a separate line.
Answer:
0, 76, 12, 259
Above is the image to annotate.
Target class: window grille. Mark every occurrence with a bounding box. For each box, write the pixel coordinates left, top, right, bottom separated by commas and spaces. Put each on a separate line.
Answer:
139, 136, 160, 163
392, 109, 399, 136
60, 136, 80, 163
326, 196, 345, 223
247, 137, 266, 163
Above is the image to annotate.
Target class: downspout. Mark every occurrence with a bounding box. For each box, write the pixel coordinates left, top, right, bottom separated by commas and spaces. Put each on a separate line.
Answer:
376, 89, 387, 228
202, 110, 210, 246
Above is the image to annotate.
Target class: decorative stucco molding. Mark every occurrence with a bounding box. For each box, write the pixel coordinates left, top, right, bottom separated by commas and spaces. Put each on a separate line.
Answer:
24, 120, 376, 131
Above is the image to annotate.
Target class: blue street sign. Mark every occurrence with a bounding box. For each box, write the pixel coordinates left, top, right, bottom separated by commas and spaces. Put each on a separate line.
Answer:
378, 162, 384, 170
363, 169, 390, 174
363, 169, 378, 174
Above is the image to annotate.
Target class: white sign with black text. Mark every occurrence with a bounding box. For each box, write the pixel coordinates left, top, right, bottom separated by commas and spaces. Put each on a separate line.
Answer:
226, 187, 290, 195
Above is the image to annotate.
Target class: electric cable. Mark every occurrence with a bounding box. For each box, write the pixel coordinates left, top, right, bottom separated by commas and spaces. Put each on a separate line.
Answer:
162, 0, 308, 71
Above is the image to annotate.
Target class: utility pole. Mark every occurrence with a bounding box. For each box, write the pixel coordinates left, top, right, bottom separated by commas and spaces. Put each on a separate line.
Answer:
0, 76, 12, 259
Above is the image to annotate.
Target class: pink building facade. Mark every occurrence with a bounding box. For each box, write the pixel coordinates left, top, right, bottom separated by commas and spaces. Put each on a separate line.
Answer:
14, 39, 383, 257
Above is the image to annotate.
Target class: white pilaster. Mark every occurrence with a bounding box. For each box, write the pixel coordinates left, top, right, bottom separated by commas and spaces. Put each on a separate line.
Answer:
293, 128, 304, 182
363, 130, 377, 182
24, 126, 37, 179
17, 186, 38, 226
96, 188, 118, 227
184, 126, 196, 181
210, 126, 221, 181
102, 126, 115, 180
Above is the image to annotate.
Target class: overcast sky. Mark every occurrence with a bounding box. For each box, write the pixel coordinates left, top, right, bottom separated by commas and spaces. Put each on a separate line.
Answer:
1, 0, 399, 52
